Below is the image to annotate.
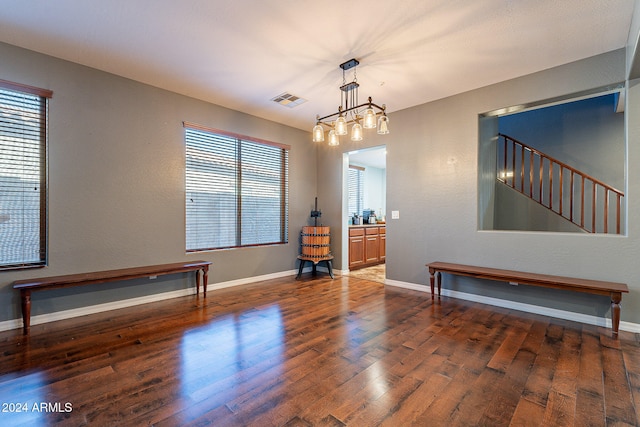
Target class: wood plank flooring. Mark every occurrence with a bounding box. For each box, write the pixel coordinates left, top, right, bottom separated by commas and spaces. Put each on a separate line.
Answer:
0, 273, 638, 426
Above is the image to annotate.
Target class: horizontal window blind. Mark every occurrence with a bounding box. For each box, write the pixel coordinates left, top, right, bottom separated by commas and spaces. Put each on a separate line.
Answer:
185, 125, 289, 251
348, 165, 364, 216
0, 81, 50, 270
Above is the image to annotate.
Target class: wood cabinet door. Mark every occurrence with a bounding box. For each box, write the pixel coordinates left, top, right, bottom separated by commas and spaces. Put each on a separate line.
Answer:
379, 233, 386, 260
365, 234, 379, 263
349, 236, 365, 268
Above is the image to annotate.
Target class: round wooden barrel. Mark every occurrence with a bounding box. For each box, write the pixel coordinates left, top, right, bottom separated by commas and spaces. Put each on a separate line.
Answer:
301, 226, 331, 258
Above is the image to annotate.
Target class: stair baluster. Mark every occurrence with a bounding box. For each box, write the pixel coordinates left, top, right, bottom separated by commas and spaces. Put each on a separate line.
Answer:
497, 133, 624, 234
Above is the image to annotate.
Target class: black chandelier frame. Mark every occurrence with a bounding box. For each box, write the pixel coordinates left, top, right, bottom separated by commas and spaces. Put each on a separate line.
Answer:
314, 58, 387, 129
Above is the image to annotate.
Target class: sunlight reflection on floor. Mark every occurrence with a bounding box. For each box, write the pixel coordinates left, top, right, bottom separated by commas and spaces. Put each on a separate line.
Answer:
180, 305, 285, 407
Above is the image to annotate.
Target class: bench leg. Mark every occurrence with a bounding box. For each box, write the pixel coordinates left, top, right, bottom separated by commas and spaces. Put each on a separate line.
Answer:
611, 292, 622, 336
429, 268, 435, 299
202, 266, 209, 297
195, 266, 209, 297
21, 290, 31, 335
428, 268, 441, 299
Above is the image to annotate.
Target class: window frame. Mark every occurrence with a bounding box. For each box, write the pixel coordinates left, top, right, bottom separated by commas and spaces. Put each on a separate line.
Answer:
183, 122, 290, 252
0, 79, 51, 271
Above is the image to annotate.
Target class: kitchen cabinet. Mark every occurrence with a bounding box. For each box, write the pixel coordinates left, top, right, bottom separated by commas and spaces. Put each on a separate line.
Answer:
349, 228, 365, 268
349, 225, 386, 270
365, 227, 379, 263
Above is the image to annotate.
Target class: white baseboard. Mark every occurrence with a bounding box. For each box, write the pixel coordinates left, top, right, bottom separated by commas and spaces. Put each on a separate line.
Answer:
206, 269, 300, 291
384, 279, 640, 334
0, 269, 301, 333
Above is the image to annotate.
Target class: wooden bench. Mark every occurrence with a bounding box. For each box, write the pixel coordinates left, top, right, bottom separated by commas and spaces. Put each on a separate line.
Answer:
427, 261, 629, 336
12, 261, 211, 335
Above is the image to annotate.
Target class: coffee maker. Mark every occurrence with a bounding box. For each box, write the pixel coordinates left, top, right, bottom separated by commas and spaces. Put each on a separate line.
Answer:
362, 209, 376, 224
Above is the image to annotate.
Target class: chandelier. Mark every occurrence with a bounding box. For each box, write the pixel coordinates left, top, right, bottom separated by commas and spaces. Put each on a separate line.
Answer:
312, 58, 389, 146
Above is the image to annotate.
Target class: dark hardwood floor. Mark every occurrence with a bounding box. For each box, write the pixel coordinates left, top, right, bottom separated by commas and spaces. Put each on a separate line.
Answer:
0, 273, 638, 426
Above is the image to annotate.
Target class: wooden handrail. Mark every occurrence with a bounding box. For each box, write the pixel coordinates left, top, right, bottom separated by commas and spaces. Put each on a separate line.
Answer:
497, 134, 624, 234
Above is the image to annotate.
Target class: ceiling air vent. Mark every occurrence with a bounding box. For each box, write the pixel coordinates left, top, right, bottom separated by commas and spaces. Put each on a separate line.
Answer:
271, 92, 306, 108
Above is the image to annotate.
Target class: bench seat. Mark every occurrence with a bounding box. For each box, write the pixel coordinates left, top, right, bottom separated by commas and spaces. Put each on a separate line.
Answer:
427, 261, 629, 336
12, 261, 211, 335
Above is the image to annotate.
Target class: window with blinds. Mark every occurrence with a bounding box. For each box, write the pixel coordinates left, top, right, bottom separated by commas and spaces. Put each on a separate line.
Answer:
0, 80, 51, 270
184, 123, 289, 252
348, 165, 364, 216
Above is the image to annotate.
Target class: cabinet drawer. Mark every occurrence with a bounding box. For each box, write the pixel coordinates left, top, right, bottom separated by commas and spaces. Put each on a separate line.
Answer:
349, 228, 364, 237
365, 227, 379, 235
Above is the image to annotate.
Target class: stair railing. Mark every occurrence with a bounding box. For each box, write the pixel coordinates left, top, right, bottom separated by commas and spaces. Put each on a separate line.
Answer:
497, 133, 624, 234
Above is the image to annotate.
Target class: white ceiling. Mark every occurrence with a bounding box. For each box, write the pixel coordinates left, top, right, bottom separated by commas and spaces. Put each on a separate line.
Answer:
0, 1, 634, 132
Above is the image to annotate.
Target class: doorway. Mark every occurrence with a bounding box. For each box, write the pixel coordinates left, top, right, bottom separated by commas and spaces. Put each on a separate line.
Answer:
341, 145, 387, 282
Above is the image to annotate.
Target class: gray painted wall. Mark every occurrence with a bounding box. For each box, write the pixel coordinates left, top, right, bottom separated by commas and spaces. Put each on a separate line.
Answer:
628, 0, 640, 79
318, 48, 640, 325
0, 41, 316, 322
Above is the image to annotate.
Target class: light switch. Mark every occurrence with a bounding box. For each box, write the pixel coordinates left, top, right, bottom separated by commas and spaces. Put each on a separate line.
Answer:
391, 210, 400, 219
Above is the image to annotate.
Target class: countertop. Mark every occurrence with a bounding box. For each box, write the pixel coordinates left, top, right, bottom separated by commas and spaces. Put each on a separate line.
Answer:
349, 223, 386, 228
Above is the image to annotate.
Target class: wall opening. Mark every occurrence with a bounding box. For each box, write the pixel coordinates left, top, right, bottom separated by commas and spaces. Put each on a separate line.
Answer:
478, 86, 626, 234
